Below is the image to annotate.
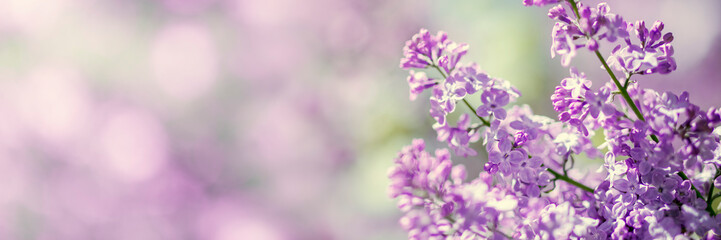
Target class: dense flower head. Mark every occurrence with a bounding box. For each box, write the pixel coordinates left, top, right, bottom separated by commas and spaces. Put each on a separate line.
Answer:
481, 105, 601, 198
607, 20, 676, 75
516, 202, 599, 239
388, 139, 524, 239
400, 28, 468, 73
546, 2, 632, 66
399, 30, 521, 155
388, 139, 453, 199
394, 1, 721, 239
552, 70, 620, 137
400, 29, 446, 69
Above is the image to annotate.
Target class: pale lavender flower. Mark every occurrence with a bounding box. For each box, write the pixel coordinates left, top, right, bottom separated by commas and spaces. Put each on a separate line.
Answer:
516, 202, 598, 239
607, 20, 677, 75
584, 87, 617, 119
394, 1, 721, 237
400, 29, 446, 69
596, 4, 629, 43
407, 70, 437, 101
433, 114, 481, 157
438, 42, 469, 74
550, 22, 578, 67
487, 131, 526, 176
477, 89, 510, 120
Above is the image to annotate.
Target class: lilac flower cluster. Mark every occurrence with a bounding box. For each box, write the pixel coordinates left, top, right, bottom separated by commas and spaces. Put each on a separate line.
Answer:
584, 84, 721, 238
608, 21, 677, 75
547, 1, 676, 76
401, 29, 520, 157
388, 139, 519, 239
390, 0, 721, 239
516, 202, 598, 239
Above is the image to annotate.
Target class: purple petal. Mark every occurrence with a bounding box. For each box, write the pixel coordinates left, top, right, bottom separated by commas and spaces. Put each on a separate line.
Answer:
499, 162, 511, 175
613, 179, 630, 192
476, 105, 491, 117
488, 152, 503, 164
510, 120, 525, 130
508, 150, 525, 165
601, 104, 616, 116
495, 92, 510, 106
493, 108, 507, 120
498, 137, 512, 153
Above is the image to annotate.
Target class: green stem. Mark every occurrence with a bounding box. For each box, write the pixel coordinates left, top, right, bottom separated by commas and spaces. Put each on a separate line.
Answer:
707, 181, 716, 216
570, 0, 658, 144
567, 0, 581, 19
431, 65, 448, 79
462, 99, 491, 127
592, 33, 711, 215
623, 74, 632, 90
593, 51, 646, 125
712, 193, 721, 202
547, 168, 594, 193
595, 47, 707, 202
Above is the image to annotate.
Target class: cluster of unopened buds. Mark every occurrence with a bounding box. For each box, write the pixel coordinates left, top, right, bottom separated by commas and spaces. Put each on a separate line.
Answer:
389, 0, 721, 239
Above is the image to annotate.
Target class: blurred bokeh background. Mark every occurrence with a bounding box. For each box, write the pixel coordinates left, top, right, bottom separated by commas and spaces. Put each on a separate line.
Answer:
0, 0, 719, 239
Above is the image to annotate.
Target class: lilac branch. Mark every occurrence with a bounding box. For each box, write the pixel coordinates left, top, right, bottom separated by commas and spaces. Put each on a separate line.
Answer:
565, 0, 710, 216
548, 168, 594, 193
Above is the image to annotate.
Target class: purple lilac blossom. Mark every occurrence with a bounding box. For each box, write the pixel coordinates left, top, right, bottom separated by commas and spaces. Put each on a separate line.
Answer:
607, 20, 677, 75
407, 70, 437, 101
552, 69, 619, 136
388, 139, 521, 239
547, 2, 633, 67
433, 113, 481, 157
516, 202, 598, 239
476, 89, 510, 120
393, 1, 721, 238
400, 29, 520, 150
400, 29, 445, 70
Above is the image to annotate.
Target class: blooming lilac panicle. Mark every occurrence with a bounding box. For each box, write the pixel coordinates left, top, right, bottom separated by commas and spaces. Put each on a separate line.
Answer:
400, 29, 469, 75
399, 29, 521, 131
551, 67, 590, 113
400, 29, 445, 69
552, 70, 619, 136
607, 20, 677, 75
394, 1, 721, 239
545, 2, 635, 66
